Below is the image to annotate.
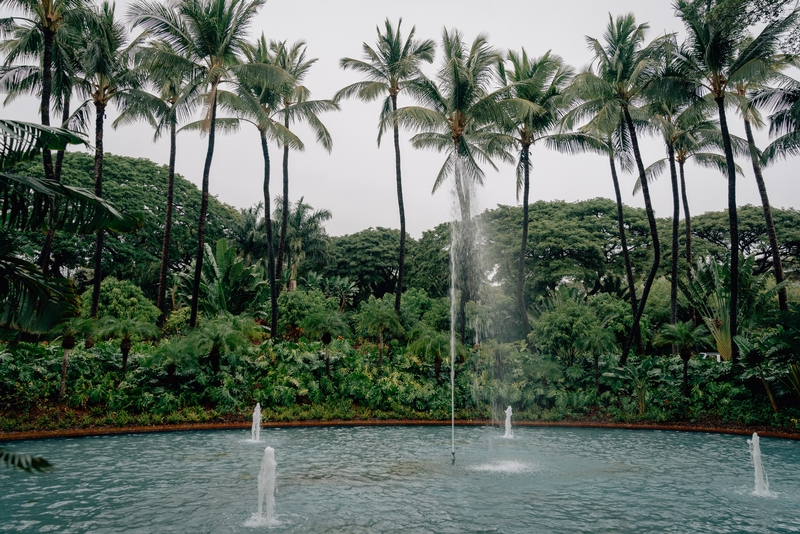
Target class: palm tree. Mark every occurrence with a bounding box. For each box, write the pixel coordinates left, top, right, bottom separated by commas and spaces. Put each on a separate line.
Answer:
301, 310, 349, 377
499, 48, 594, 334
273, 39, 337, 298
211, 34, 302, 335
186, 313, 257, 376
0, 0, 90, 274
394, 28, 513, 342
673, 0, 798, 362
97, 315, 160, 374
73, 1, 140, 319
336, 19, 435, 314
0, 0, 88, 183
274, 196, 332, 289
562, 94, 643, 351
128, 0, 274, 328
359, 296, 404, 366
656, 320, 710, 397
573, 13, 663, 365
51, 316, 95, 400
730, 53, 792, 312
113, 41, 199, 325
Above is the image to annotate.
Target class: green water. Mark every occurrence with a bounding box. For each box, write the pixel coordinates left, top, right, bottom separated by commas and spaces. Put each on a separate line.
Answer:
2, 426, 799, 532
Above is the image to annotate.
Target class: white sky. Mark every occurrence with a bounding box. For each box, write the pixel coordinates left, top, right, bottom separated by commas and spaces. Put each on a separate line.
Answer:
3, 0, 798, 237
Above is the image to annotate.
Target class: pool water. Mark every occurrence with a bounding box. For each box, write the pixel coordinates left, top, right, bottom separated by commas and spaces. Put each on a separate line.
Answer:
2, 426, 799, 533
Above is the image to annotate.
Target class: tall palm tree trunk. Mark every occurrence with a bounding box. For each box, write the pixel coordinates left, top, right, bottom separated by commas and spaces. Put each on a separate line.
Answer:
679, 160, 696, 327
391, 94, 406, 315
743, 118, 787, 311
517, 144, 532, 335
89, 102, 106, 318
190, 86, 219, 328
715, 96, 739, 364
156, 120, 177, 326
608, 151, 642, 353
40, 100, 72, 276
621, 105, 661, 365
276, 114, 290, 295
260, 131, 279, 335
668, 144, 680, 356
37, 27, 57, 273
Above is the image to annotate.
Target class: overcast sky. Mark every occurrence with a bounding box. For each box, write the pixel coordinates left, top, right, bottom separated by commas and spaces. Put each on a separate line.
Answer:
3, 0, 798, 237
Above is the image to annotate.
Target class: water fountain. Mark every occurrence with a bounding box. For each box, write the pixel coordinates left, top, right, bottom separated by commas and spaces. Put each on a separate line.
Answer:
256, 446, 277, 525
747, 432, 770, 496
251, 403, 261, 442
503, 406, 513, 438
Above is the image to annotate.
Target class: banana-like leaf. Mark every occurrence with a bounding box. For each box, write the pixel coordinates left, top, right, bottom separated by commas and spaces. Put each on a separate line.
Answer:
0, 172, 140, 233
0, 119, 86, 171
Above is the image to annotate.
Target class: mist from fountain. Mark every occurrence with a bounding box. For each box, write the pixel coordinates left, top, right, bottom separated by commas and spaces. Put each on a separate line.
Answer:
748, 432, 770, 496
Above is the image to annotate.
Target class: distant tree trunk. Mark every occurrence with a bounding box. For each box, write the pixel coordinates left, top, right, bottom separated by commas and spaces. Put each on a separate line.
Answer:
678, 160, 696, 327
608, 151, 642, 353
190, 84, 219, 328
517, 144, 532, 336
716, 96, 739, 364
121, 337, 132, 374
743, 118, 787, 312
621, 105, 661, 366
89, 102, 107, 319
260, 131, 279, 336
668, 144, 680, 356
156, 120, 177, 327
276, 113, 291, 296
378, 330, 384, 367
40, 101, 72, 276
391, 93, 406, 315
59, 335, 75, 402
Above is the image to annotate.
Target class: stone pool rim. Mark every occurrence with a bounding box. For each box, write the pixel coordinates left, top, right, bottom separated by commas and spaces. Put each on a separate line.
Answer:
2, 419, 800, 442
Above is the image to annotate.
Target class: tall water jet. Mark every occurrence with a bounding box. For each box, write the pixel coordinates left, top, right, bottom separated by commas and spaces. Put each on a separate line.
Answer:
251, 403, 261, 442
257, 446, 277, 523
503, 406, 513, 438
748, 432, 770, 496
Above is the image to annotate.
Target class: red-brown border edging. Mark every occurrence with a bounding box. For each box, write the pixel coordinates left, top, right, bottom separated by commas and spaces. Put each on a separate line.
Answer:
1, 419, 799, 442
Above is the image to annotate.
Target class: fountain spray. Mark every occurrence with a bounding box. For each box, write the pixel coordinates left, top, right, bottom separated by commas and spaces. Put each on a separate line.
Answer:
748, 432, 770, 496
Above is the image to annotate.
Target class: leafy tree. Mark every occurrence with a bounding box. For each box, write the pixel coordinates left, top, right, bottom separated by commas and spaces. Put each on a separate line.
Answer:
96, 314, 159, 373
80, 277, 160, 322
12, 152, 240, 295
404, 222, 450, 299
407, 322, 450, 383
324, 227, 402, 303
577, 320, 618, 394
528, 286, 600, 368
277, 287, 334, 339
656, 320, 711, 397
337, 18, 435, 314
129, 0, 273, 328
604, 356, 662, 415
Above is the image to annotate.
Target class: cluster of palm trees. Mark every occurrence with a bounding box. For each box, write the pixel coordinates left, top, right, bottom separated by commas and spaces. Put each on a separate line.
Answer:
3, 0, 798, 359
1, 0, 338, 337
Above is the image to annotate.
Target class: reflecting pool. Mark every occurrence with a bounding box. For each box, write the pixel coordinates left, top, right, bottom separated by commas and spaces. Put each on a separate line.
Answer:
2, 426, 799, 532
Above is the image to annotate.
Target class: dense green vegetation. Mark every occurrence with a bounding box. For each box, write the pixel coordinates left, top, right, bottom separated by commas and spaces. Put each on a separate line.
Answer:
2, 0, 800, 435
